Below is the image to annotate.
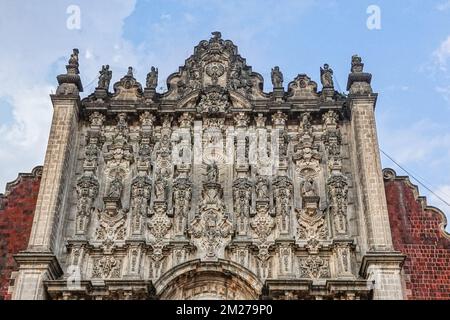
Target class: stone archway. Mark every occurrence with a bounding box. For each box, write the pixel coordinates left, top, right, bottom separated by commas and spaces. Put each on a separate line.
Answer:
155, 259, 263, 300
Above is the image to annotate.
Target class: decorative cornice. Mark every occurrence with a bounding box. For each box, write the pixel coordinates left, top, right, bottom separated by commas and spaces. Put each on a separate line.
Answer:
383, 168, 450, 240
359, 252, 406, 278
14, 251, 63, 279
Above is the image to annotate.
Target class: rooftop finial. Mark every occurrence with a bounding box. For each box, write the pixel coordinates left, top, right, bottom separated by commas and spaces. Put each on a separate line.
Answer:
320, 63, 334, 89
68, 49, 79, 66
211, 31, 222, 40
56, 48, 83, 94
351, 54, 364, 73
66, 48, 80, 75
347, 54, 372, 94
127, 66, 134, 77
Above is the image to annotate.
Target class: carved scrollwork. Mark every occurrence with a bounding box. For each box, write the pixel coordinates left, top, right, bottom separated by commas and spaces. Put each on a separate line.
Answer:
272, 176, 293, 234
298, 255, 330, 279
130, 176, 152, 235
327, 174, 349, 235
75, 174, 99, 235
233, 178, 253, 235
92, 256, 121, 279
197, 86, 230, 114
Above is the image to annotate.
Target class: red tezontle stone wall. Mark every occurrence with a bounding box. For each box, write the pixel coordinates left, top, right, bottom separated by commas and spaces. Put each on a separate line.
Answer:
0, 167, 42, 300
383, 168, 450, 300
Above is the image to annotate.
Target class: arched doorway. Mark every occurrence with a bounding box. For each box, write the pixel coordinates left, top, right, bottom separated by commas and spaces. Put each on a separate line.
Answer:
155, 259, 263, 300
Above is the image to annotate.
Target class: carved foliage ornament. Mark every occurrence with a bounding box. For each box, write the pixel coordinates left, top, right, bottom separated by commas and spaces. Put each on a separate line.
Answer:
299, 255, 330, 279
92, 256, 121, 279
75, 174, 99, 234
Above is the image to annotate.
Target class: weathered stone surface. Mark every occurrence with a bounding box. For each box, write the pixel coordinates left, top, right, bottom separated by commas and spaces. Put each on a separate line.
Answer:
4, 34, 448, 300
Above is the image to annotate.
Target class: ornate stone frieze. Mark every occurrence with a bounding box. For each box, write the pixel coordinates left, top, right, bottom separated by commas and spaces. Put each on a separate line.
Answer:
92, 255, 122, 279
272, 176, 293, 234
293, 113, 322, 176
130, 176, 152, 235
95, 198, 127, 245
47, 34, 379, 301
75, 174, 99, 235
172, 176, 192, 236
148, 202, 172, 241
296, 184, 327, 248
197, 86, 230, 114
189, 164, 233, 260
233, 177, 253, 235
298, 255, 330, 279
327, 173, 349, 235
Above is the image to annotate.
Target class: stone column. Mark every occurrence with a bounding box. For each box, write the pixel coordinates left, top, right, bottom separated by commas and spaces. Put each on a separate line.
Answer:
12, 49, 83, 300
347, 55, 405, 300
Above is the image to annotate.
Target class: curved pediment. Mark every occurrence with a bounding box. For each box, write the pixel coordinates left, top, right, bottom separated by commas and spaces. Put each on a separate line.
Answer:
162, 32, 267, 101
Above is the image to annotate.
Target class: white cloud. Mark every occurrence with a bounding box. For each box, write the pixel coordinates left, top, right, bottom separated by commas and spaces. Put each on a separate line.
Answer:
0, 0, 140, 189
436, 85, 450, 104
379, 119, 450, 164
436, 1, 450, 11
428, 185, 450, 230
429, 185, 450, 207
432, 36, 450, 71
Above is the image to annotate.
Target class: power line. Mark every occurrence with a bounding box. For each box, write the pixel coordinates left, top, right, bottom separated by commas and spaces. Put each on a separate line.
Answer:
380, 148, 450, 207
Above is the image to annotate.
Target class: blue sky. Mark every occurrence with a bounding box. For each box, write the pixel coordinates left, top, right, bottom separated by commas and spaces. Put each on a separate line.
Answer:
0, 0, 449, 226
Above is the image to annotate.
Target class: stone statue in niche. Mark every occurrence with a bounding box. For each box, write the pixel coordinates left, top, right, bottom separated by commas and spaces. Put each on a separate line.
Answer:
68, 48, 79, 66
127, 66, 134, 77
320, 64, 334, 88
97, 65, 112, 90
256, 176, 269, 200
107, 174, 123, 199
271, 66, 283, 88
146, 66, 158, 89
206, 162, 219, 183
154, 176, 167, 201
302, 178, 318, 198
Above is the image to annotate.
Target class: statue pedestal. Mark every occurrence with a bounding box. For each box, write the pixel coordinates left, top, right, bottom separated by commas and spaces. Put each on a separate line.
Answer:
321, 87, 334, 101
302, 195, 320, 209
94, 88, 108, 100
144, 88, 156, 101
273, 88, 284, 102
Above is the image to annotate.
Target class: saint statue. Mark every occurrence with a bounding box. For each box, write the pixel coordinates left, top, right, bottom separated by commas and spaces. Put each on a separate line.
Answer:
271, 66, 283, 88
256, 177, 269, 200
107, 176, 123, 199
320, 64, 334, 88
302, 178, 317, 198
68, 48, 79, 66
154, 177, 167, 201
97, 65, 112, 90
206, 162, 219, 183
146, 66, 158, 89
127, 66, 134, 77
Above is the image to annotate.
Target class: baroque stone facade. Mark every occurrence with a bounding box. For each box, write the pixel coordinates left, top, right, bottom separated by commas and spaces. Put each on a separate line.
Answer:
4, 33, 449, 300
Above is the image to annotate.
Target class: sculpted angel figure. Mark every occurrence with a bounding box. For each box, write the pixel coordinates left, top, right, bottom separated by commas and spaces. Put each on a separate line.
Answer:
302, 178, 317, 198
97, 65, 112, 90
320, 64, 334, 88
146, 66, 158, 89
206, 162, 219, 183
271, 66, 283, 88
107, 175, 123, 199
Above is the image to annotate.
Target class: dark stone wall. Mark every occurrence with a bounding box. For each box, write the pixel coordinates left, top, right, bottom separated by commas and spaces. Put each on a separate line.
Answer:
0, 167, 42, 300
384, 168, 450, 300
